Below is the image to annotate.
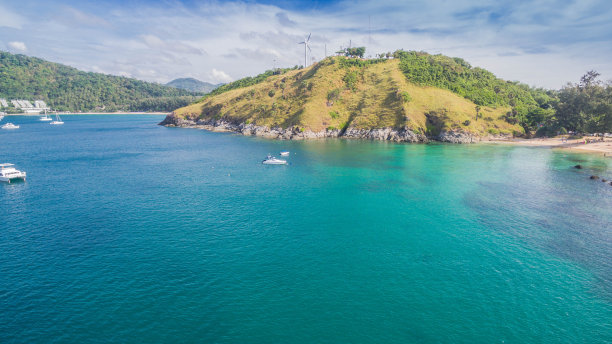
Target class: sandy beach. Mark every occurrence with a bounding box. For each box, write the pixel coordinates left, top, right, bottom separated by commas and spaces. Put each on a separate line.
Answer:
486, 137, 612, 156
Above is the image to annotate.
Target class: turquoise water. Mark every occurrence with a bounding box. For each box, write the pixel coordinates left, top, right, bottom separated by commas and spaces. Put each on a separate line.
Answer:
1, 115, 611, 343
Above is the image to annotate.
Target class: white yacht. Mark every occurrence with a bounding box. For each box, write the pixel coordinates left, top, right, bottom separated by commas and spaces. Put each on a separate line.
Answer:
39, 110, 52, 121
280, 151, 290, 156
262, 155, 287, 165
0, 164, 27, 183
50, 112, 64, 125
1, 122, 19, 129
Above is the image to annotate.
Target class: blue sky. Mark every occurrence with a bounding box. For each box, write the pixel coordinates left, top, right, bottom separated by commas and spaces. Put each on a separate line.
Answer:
1, 0, 611, 88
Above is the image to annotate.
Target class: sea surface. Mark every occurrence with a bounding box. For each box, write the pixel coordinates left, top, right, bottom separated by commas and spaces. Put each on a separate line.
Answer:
1, 115, 611, 343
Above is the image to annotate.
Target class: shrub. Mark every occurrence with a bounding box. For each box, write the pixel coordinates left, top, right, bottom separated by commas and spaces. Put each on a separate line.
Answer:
268, 89, 276, 97
463, 120, 471, 126
327, 126, 337, 131
487, 128, 499, 135
327, 88, 340, 102
484, 116, 494, 121
399, 91, 412, 103
329, 111, 339, 119
558, 127, 568, 135
343, 70, 358, 91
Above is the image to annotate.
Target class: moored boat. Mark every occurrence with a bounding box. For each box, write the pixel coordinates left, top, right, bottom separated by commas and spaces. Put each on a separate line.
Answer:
40, 110, 52, 121
1, 122, 19, 129
262, 155, 287, 165
280, 151, 290, 156
0, 163, 27, 183
50, 111, 64, 125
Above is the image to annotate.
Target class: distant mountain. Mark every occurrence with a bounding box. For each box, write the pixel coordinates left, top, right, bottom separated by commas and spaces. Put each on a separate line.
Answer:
166, 78, 222, 93
0, 51, 200, 112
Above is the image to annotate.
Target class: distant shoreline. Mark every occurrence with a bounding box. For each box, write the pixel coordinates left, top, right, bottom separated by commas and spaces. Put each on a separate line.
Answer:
484, 137, 612, 157
3, 112, 169, 115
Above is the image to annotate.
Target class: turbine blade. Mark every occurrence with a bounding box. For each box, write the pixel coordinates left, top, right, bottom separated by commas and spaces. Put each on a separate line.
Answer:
307, 33, 311, 41
307, 45, 312, 52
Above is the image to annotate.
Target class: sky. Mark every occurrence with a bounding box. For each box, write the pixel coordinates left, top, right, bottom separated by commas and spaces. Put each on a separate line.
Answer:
0, 0, 611, 89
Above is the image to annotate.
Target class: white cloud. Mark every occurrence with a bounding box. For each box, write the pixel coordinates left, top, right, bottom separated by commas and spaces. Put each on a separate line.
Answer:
0, 5, 25, 29
211, 69, 233, 83
8, 41, 27, 52
0, 0, 610, 88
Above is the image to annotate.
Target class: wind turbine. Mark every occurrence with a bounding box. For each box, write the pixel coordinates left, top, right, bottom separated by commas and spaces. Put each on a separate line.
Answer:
298, 33, 311, 68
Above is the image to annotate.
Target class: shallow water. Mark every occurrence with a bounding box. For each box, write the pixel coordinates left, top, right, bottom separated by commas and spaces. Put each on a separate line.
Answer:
1, 115, 611, 343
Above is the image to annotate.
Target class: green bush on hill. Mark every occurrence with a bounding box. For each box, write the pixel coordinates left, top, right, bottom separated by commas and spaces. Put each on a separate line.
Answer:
394, 50, 555, 132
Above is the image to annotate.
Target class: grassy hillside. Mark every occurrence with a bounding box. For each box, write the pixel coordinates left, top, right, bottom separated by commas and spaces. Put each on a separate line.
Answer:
172, 55, 527, 137
166, 78, 221, 93
0, 51, 200, 112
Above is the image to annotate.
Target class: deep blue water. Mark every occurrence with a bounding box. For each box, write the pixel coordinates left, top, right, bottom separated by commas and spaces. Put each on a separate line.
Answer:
1, 115, 611, 343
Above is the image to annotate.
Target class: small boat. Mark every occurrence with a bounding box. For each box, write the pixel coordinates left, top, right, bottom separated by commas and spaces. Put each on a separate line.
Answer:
39, 110, 52, 121
280, 151, 290, 156
262, 155, 287, 165
0, 163, 27, 183
50, 111, 64, 125
1, 122, 19, 130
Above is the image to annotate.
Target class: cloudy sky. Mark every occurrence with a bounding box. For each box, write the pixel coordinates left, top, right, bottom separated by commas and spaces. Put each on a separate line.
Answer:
1, 0, 611, 89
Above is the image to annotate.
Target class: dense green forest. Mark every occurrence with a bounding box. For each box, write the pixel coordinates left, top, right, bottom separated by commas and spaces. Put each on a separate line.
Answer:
0, 51, 200, 112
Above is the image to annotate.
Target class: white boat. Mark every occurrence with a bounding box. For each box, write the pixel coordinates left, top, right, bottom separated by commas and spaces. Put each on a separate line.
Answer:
262, 155, 287, 165
50, 112, 64, 125
280, 151, 290, 156
39, 110, 52, 121
0, 163, 27, 183
0, 111, 5, 121
1, 122, 19, 129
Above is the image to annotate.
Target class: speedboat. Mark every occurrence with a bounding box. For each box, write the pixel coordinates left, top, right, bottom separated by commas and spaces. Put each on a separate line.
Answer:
262, 155, 287, 165
0, 163, 27, 183
39, 114, 52, 121
1, 122, 19, 129
280, 151, 290, 156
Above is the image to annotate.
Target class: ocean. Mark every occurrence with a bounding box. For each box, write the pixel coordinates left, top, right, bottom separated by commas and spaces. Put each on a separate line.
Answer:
1, 115, 611, 343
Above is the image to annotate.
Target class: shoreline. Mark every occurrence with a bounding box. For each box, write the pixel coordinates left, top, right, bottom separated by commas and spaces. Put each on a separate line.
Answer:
160, 116, 612, 156
484, 137, 612, 156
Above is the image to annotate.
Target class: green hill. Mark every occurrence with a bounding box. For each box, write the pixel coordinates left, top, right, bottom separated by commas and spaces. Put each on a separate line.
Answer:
162, 51, 557, 141
0, 51, 200, 112
166, 78, 221, 93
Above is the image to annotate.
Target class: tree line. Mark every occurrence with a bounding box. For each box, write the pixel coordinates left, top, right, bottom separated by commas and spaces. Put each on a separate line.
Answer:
0, 51, 200, 112
390, 50, 610, 134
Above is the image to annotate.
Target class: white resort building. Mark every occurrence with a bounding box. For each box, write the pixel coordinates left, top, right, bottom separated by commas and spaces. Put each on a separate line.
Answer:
2, 99, 50, 114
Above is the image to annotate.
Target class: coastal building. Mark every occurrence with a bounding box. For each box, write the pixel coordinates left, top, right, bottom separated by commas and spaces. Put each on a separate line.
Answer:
10, 99, 50, 114
0, 98, 8, 107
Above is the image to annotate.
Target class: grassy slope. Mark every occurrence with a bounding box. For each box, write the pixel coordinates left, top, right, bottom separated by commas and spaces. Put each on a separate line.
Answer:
173, 57, 522, 136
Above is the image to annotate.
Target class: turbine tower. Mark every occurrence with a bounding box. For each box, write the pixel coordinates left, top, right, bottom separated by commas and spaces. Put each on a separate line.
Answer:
298, 33, 311, 68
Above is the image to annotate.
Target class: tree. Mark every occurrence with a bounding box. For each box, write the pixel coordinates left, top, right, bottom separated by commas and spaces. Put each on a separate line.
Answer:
555, 71, 612, 133
343, 47, 366, 58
